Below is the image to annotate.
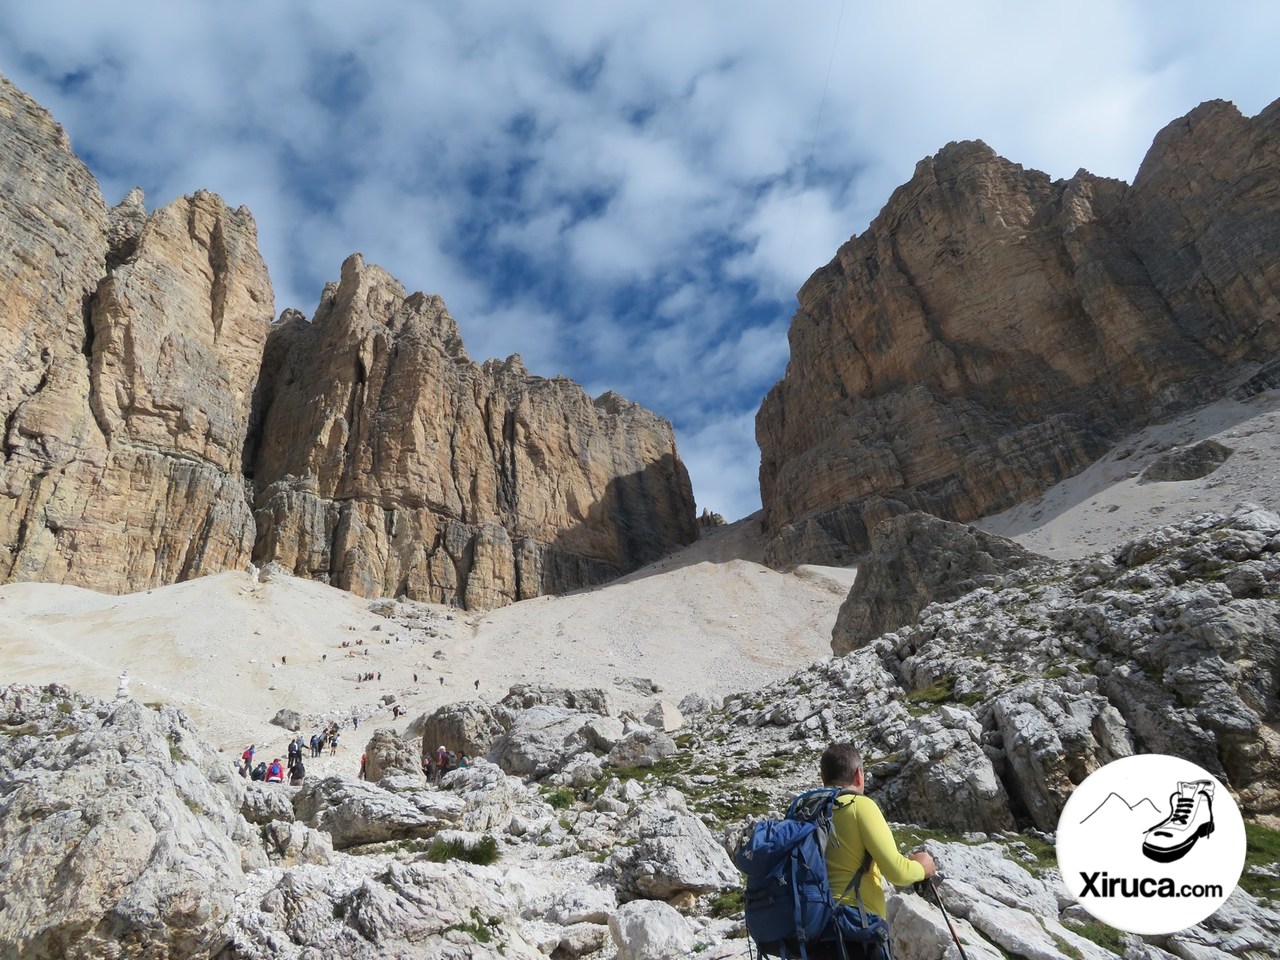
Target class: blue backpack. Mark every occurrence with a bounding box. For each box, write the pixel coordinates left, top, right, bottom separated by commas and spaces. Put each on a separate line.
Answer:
734, 789, 892, 960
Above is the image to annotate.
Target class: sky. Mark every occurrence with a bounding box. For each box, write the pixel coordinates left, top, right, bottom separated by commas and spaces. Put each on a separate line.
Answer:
2, 1, 1277, 522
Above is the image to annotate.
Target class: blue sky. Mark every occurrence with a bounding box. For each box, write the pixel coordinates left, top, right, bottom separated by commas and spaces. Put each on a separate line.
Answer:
2, 1, 1277, 521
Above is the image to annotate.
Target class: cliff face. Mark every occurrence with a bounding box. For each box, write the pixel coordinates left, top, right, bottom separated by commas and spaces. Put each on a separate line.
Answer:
0, 73, 696, 605
249, 255, 696, 606
0, 74, 272, 591
757, 98, 1280, 566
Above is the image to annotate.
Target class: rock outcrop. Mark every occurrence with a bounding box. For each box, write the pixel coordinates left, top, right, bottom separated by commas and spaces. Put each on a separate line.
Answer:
758, 97, 1280, 566
0, 74, 271, 593
0, 685, 265, 959
0, 72, 697, 607
248, 255, 697, 607
832, 511, 1050, 655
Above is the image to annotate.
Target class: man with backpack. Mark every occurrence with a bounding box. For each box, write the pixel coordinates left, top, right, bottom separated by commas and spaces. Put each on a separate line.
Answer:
736, 741, 936, 959
821, 742, 935, 919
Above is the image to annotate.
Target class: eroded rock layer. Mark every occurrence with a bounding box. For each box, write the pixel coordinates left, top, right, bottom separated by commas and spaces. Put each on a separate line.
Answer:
758, 97, 1280, 565
0, 74, 271, 591
249, 255, 696, 607
0, 72, 696, 605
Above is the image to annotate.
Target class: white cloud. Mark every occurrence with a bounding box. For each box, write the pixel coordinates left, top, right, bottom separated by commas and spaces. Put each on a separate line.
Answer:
3, 0, 1278, 526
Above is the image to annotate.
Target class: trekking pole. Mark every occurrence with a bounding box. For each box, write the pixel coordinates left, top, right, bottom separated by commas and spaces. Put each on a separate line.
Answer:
914, 878, 969, 960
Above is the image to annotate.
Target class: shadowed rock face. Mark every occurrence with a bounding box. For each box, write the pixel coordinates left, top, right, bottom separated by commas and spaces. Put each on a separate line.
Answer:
758, 97, 1280, 566
248, 255, 697, 606
0, 71, 697, 606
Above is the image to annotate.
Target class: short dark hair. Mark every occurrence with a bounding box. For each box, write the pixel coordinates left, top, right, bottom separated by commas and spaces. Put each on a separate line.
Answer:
820, 742, 863, 786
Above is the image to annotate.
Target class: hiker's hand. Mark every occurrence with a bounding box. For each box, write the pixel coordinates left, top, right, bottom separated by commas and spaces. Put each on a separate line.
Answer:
908, 850, 936, 878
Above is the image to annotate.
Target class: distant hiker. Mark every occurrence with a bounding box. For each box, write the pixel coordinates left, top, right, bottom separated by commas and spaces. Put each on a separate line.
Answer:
353, 714, 359, 729
359, 753, 367, 780
266, 758, 284, 783
330, 732, 339, 755
413, 673, 418, 683
474, 679, 479, 691
377, 671, 381, 681
289, 757, 305, 786
322, 654, 327, 662
281, 655, 287, 666
241, 744, 255, 775
251, 761, 267, 782
439, 676, 444, 686
459, 754, 470, 768
423, 755, 434, 781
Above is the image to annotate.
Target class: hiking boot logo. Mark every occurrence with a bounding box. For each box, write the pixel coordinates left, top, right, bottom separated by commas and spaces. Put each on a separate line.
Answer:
1142, 780, 1214, 863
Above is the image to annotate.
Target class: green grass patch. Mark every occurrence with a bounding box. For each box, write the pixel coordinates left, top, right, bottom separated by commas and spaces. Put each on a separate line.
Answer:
443, 907, 500, 944
707, 888, 744, 918
1061, 918, 1127, 954
56, 700, 73, 715
1240, 822, 1280, 901
0, 722, 39, 737
1043, 665, 1070, 680
1048, 930, 1083, 959
541, 786, 575, 809
427, 834, 500, 866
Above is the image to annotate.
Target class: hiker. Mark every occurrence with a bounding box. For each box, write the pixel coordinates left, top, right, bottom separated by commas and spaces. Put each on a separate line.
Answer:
251, 761, 267, 782
359, 753, 367, 780
458, 753, 470, 768
423, 755, 435, 782
474, 679, 479, 691
413, 673, 418, 683
241, 744, 256, 776
289, 756, 305, 786
330, 731, 339, 755
281, 655, 287, 666
353, 714, 359, 729
265, 758, 284, 783
822, 742, 935, 942
438, 676, 444, 686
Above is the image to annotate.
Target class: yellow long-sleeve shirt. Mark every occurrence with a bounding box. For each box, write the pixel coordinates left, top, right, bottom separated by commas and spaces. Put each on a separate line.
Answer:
825, 792, 925, 917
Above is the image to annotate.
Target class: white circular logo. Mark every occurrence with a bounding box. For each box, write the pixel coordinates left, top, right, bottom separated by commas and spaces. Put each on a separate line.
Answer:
1056, 755, 1245, 935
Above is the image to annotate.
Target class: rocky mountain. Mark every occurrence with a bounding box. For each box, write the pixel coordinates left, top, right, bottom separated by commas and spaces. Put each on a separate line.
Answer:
4, 507, 1279, 959
757, 97, 1280, 567
0, 72, 696, 607
249, 255, 695, 606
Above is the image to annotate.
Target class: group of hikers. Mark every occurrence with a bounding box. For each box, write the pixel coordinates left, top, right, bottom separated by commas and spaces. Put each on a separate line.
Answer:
238, 738, 307, 786
423, 743, 469, 783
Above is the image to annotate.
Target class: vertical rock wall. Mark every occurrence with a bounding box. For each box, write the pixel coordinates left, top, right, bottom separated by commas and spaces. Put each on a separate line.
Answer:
249, 255, 697, 607
757, 97, 1280, 566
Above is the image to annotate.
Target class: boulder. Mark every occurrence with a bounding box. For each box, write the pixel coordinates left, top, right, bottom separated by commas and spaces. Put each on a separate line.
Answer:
271, 708, 302, 731
608, 899, 695, 960
261, 819, 334, 866
363, 728, 423, 784
241, 781, 297, 825
0, 685, 263, 959
607, 728, 677, 769
1141, 439, 1234, 482
609, 788, 739, 900
642, 700, 685, 732
487, 706, 611, 778
413, 700, 512, 759
676, 692, 716, 716
291, 776, 460, 849
501, 684, 612, 716
832, 512, 1049, 655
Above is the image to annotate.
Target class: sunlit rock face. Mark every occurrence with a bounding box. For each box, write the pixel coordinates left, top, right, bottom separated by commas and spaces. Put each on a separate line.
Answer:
758, 97, 1280, 566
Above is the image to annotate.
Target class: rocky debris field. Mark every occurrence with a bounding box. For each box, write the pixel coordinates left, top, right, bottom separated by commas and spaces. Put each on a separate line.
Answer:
4, 506, 1280, 958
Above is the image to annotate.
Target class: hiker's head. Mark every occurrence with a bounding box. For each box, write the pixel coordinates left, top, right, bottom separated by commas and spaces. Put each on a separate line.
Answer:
820, 742, 863, 789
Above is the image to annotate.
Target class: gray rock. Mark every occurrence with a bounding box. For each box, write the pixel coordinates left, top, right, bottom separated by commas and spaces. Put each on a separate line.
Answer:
643, 700, 685, 732
413, 699, 513, 758
1141, 440, 1234, 482
271, 708, 302, 731
607, 728, 677, 769
291, 776, 460, 849
488, 706, 610, 778
833, 512, 1050, 654
242, 780, 297, 825
501, 684, 612, 715
608, 899, 695, 960
0, 684, 263, 959
609, 788, 739, 899
362, 728, 422, 784
262, 819, 334, 866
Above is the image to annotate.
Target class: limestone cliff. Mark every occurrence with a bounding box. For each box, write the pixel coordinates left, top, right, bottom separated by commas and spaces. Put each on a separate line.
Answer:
249, 255, 696, 606
758, 97, 1280, 565
0, 72, 697, 605
0, 73, 271, 591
